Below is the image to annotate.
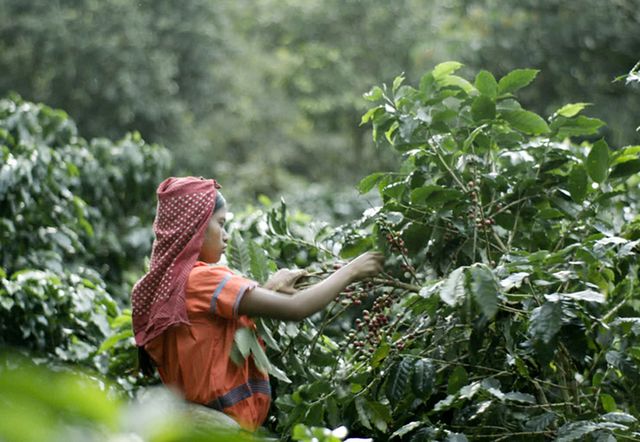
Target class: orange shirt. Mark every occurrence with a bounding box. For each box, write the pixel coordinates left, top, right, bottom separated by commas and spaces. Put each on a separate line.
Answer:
145, 261, 270, 430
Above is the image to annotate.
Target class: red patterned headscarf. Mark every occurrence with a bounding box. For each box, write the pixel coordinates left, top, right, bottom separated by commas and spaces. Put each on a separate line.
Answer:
131, 176, 221, 346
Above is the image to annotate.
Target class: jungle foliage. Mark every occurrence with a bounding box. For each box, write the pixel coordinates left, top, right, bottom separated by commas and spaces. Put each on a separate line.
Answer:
224, 62, 640, 440
0, 0, 637, 205
2, 59, 640, 440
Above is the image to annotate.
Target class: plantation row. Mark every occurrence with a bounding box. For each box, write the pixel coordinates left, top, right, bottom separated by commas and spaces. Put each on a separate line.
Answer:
1, 62, 640, 440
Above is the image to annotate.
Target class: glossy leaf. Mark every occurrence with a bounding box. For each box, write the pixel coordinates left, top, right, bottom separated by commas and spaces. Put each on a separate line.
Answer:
411, 358, 435, 398
554, 102, 591, 118
471, 95, 496, 121
440, 267, 466, 306
501, 110, 550, 135
469, 264, 499, 319
568, 165, 588, 203
386, 358, 413, 403
433, 61, 463, 80
586, 139, 610, 183
529, 301, 562, 344
474, 70, 498, 98
497, 69, 539, 94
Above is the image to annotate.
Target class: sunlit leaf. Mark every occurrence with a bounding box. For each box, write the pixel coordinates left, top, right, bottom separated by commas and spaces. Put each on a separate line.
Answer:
433, 61, 463, 80
497, 69, 539, 94
474, 70, 498, 98
501, 110, 550, 135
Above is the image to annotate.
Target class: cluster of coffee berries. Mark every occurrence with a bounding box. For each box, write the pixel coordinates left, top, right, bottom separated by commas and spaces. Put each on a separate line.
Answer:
340, 287, 366, 306
393, 329, 421, 351
348, 290, 399, 358
385, 232, 409, 256
475, 216, 495, 230
468, 179, 481, 203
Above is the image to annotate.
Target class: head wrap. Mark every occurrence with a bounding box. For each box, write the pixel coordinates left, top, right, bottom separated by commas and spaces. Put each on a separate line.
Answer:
131, 176, 221, 346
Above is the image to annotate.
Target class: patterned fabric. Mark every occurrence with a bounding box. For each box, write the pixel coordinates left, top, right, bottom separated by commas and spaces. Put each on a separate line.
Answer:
131, 176, 221, 346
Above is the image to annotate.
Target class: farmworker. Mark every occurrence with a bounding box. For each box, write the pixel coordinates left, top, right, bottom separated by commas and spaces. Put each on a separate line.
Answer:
131, 176, 384, 431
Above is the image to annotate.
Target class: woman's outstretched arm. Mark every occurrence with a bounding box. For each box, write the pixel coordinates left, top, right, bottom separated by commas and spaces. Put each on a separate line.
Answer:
237, 251, 384, 321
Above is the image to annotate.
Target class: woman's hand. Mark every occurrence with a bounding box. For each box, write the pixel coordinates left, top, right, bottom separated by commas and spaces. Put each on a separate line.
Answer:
263, 268, 307, 294
343, 251, 385, 283
238, 251, 384, 321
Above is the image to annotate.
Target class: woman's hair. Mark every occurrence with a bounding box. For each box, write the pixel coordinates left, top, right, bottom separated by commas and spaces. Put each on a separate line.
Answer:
214, 191, 226, 213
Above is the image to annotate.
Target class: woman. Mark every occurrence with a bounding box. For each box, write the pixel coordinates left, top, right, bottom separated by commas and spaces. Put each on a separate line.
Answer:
131, 177, 384, 430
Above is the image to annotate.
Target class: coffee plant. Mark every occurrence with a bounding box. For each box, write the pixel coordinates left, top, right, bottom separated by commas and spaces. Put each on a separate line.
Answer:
0, 95, 169, 376
225, 62, 640, 440
3, 59, 640, 441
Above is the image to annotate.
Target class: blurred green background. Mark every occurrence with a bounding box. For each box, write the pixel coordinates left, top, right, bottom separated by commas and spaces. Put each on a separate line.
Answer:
1, 0, 638, 212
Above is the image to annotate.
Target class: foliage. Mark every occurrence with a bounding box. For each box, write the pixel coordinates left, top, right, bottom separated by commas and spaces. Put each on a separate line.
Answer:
0, 95, 169, 384
0, 95, 170, 291
454, 0, 640, 147
0, 354, 261, 442
224, 63, 640, 440
0, 268, 116, 364
1, 0, 637, 203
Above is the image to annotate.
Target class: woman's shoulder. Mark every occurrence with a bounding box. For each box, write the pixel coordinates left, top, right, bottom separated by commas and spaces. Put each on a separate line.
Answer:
188, 261, 235, 284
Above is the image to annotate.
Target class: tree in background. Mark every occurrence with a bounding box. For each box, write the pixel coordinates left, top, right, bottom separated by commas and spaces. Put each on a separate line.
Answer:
1, 0, 637, 206
453, 0, 640, 146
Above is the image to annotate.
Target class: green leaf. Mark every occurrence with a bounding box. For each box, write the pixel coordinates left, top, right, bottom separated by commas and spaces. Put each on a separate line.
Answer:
368, 401, 392, 433
386, 358, 413, 404
497, 69, 539, 94
447, 366, 468, 394
234, 327, 253, 358
438, 75, 475, 94
568, 165, 588, 203
269, 363, 291, 383
256, 318, 280, 351
552, 116, 605, 139
363, 86, 383, 102
504, 392, 536, 404
97, 330, 131, 353
469, 264, 499, 319
471, 95, 496, 121
357, 172, 386, 194
500, 272, 529, 291
361, 106, 383, 125
391, 421, 422, 439
600, 394, 617, 413
411, 185, 463, 207
229, 343, 245, 367
392, 74, 405, 93
433, 61, 463, 80
555, 103, 591, 118
412, 358, 435, 398
529, 301, 562, 344
602, 412, 637, 424
440, 266, 466, 306
586, 139, 609, 183
474, 70, 498, 98
248, 331, 271, 375
419, 73, 435, 95
371, 343, 390, 368
610, 158, 640, 179
501, 110, 550, 135
228, 232, 251, 274
355, 397, 372, 430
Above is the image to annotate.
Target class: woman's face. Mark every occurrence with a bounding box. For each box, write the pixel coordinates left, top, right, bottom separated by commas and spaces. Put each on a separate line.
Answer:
198, 206, 228, 263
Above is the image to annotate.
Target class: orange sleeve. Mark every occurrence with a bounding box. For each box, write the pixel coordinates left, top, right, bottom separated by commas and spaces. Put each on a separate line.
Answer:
187, 266, 257, 319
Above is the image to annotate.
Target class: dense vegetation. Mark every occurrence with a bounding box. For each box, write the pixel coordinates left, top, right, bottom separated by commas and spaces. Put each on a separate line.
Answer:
1, 0, 638, 204
2, 60, 640, 440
